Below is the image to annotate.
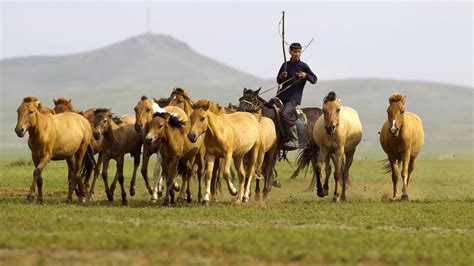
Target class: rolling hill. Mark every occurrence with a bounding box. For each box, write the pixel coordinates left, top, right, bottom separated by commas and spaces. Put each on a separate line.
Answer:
1, 33, 472, 156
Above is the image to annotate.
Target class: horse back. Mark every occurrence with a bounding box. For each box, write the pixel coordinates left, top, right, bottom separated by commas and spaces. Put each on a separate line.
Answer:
50, 112, 92, 159
227, 112, 261, 153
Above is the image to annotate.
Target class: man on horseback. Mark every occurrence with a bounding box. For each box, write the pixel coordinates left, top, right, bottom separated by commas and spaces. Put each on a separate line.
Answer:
276, 42, 317, 150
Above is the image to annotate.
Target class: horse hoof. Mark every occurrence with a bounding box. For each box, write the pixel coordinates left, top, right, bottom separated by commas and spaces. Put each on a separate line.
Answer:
317, 189, 325, 198
129, 188, 136, 197
333, 197, 341, 203
173, 183, 180, 192
201, 199, 210, 206
157, 191, 163, 198
401, 194, 409, 201
36, 199, 44, 204
187, 196, 193, 203
242, 196, 249, 203
176, 196, 185, 204
230, 189, 238, 196
150, 198, 158, 204
162, 201, 170, 208
121, 200, 128, 206
272, 180, 282, 188
26, 195, 34, 202
107, 194, 114, 201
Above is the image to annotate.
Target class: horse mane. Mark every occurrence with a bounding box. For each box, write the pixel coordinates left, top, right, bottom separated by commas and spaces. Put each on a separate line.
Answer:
152, 112, 186, 128
194, 99, 225, 114
323, 91, 337, 103
23, 96, 39, 103
389, 93, 405, 104
171, 88, 191, 101
54, 97, 70, 105
94, 108, 110, 114
141, 95, 149, 101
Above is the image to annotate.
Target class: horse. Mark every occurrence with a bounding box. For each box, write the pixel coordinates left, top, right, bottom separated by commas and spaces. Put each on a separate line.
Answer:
310, 91, 362, 202
237, 87, 325, 189
15, 96, 94, 203
145, 109, 204, 205
252, 111, 278, 201
188, 100, 262, 204
92, 108, 141, 205
380, 93, 424, 201
53, 97, 103, 199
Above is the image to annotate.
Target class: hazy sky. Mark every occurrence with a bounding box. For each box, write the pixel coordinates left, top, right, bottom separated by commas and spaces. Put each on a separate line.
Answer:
1, 1, 472, 87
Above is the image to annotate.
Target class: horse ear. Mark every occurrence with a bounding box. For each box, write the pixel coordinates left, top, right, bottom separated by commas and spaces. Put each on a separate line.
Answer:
255, 87, 262, 94
68, 99, 72, 104
203, 102, 211, 111
243, 87, 248, 93
53, 98, 58, 105
403, 95, 407, 104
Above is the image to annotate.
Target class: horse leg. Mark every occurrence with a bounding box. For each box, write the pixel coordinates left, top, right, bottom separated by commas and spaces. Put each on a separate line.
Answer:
201, 154, 216, 205
332, 150, 344, 203
263, 147, 278, 200
129, 151, 140, 197
163, 159, 179, 207
400, 150, 412, 201
196, 155, 204, 203
151, 152, 163, 202
341, 150, 355, 202
88, 152, 102, 199
243, 146, 259, 203
407, 156, 416, 188
233, 156, 246, 203
74, 144, 89, 202
140, 147, 153, 195
314, 150, 328, 198
33, 154, 50, 203
101, 158, 113, 201
116, 157, 127, 205
389, 157, 399, 199
177, 162, 189, 203
223, 153, 238, 199
186, 162, 194, 203
65, 158, 75, 200
323, 156, 333, 196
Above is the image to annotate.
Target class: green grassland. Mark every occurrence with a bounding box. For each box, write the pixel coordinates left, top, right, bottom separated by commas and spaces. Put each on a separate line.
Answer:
0, 156, 473, 265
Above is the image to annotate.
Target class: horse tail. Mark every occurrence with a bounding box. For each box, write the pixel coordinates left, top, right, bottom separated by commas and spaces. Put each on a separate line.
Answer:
380, 159, 401, 173
81, 145, 96, 176
296, 141, 319, 174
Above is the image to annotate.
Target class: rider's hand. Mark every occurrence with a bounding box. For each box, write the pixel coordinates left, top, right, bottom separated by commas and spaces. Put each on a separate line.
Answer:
296, 71, 307, 79
279, 72, 288, 79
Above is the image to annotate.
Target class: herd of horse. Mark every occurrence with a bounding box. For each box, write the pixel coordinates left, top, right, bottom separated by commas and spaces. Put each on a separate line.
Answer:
14, 88, 424, 205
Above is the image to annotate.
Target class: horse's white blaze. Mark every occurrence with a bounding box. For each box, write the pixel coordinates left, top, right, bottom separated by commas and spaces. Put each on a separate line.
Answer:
391, 119, 397, 131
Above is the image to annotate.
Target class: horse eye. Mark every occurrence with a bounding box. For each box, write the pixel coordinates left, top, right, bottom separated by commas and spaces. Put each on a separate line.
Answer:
200, 116, 205, 122
102, 119, 107, 123
158, 124, 163, 129
177, 100, 182, 104
337, 109, 341, 112
401, 111, 405, 114
29, 110, 34, 114
146, 108, 151, 112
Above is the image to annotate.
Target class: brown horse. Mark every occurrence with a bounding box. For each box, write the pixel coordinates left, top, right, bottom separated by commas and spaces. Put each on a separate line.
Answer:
15, 97, 93, 203
312, 92, 362, 202
53, 98, 103, 199
380, 93, 424, 201
146, 109, 203, 205
92, 108, 141, 205
188, 100, 261, 204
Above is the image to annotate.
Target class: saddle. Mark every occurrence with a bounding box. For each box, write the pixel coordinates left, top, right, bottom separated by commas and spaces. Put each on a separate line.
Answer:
267, 98, 308, 148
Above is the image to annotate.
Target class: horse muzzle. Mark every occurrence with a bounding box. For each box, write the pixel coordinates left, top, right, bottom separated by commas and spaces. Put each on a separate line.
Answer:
145, 135, 155, 146
134, 123, 144, 133
15, 127, 26, 138
325, 125, 336, 135
93, 132, 102, 141
389, 128, 400, 137
187, 132, 197, 143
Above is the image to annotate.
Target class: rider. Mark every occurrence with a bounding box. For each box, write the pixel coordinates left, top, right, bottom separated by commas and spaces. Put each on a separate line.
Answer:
276, 42, 317, 150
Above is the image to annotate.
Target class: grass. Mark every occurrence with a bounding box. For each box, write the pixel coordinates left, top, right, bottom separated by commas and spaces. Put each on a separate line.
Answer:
0, 156, 473, 265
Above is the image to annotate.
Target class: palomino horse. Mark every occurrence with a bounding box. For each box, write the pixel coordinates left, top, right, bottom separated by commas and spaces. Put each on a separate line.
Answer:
92, 108, 141, 205
311, 92, 362, 202
15, 97, 93, 203
53, 97, 103, 199
146, 109, 204, 205
380, 93, 424, 201
188, 100, 261, 204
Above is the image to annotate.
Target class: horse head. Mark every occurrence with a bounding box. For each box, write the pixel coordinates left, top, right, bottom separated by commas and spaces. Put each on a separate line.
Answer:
134, 96, 154, 133
92, 108, 112, 140
169, 88, 193, 115
15, 97, 45, 138
322, 91, 341, 135
53, 97, 73, 114
238, 87, 262, 112
188, 100, 213, 143
387, 93, 407, 138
